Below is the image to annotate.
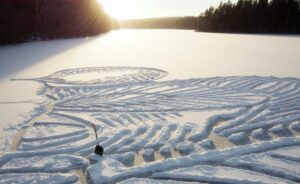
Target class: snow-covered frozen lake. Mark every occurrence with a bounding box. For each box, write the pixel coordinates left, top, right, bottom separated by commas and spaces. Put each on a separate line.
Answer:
0, 29, 300, 183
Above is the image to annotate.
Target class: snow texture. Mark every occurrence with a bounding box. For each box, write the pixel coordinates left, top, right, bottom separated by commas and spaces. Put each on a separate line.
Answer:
119, 178, 202, 184
152, 165, 294, 184
290, 121, 300, 132
228, 132, 249, 145
0, 173, 78, 184
1, 66, 300, 183
199, 139, 216, 150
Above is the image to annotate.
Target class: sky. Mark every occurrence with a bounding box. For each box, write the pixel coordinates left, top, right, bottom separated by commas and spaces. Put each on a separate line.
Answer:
100, 0, 237, 20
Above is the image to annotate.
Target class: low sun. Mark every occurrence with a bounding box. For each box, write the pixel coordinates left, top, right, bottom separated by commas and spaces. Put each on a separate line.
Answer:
99, 0, 142, 20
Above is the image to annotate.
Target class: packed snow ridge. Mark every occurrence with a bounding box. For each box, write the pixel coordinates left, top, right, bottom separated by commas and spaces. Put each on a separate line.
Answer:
1, 66, 300, 184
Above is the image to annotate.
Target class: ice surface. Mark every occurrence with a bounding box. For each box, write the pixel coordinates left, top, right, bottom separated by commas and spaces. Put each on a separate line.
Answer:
1, 30, 300, 183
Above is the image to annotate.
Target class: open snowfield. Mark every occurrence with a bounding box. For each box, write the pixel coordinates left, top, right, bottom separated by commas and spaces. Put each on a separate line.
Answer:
1, 29, 300, 183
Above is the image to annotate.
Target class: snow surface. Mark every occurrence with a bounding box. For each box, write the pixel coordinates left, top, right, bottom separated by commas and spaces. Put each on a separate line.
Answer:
0, 173, 78, 184
1, 29, 300, 183
290, 121, 300, 132
0, 154, 88, 174
143, 149, 154, 157
199, 139, 215, 150
228, 132, 249, 145
152, 165, 294, 184
119, 178, 202, 184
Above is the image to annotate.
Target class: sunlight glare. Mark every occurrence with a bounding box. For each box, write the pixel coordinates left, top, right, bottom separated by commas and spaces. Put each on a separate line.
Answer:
100, 0, 143, 20
99, 0, 239, 21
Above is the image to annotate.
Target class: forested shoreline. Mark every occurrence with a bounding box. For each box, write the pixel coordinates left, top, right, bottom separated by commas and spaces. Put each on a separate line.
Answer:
121, 0, 300, 34
1, 0, 299, 45
0, 0, 116, 44
199, 0, 300, 33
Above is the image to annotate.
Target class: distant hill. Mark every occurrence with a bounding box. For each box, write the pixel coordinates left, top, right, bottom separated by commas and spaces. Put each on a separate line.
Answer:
0, 0, 117, 44
120, 17, 198, 30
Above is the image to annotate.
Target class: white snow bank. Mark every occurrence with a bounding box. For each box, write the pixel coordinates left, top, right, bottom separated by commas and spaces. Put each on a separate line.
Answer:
251, 128, 270, 140
143, 149, 154, 157
22, 124, 85, 141
152, 165, 293, 184
188, 108, 246, 142
143, 149, 155, 162
0, 173, 78, 184
271, 145, 300, 159
86, 156, 124, 184
119, 125, 162, 153
0, 154, 88, 174
214, 103, 269, 135
19, 131, 90, 151
269, 124, 287, 135
119, 178, 202, 184
225, 152, 300, 181
159, 146, 171, 156
199, 139, 215, 150
0, 103, 46, 152
228, 132, 249, 145
175, 143, 195, 155
86, 136, 300, 184
290, 121, 300, 131
168, 123, 194, 146
110, 152, 135, 167
145, 124, 177, 150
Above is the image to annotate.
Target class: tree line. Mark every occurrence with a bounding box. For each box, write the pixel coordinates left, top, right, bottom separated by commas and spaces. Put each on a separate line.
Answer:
198, 0, 300, 33
0, 0, 116, 44
120, 0, 300, 34
1, 0, 299, 44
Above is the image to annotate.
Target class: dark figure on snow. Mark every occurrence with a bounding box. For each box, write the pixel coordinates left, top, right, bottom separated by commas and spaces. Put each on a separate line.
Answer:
93, 124, 104, 156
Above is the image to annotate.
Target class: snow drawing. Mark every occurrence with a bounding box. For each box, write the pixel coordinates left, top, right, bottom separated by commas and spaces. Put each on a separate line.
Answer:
1, 66, 300, 184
